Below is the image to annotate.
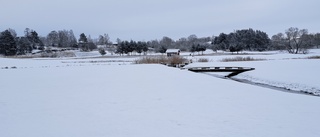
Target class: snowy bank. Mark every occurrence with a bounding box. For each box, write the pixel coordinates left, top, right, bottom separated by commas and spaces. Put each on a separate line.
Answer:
1, 62, 320, 137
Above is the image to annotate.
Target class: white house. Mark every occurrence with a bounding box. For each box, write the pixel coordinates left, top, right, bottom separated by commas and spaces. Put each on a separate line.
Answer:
166, 49, 180, 56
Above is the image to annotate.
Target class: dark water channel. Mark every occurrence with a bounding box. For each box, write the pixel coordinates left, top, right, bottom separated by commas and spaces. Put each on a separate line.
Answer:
203, 73, 319, 97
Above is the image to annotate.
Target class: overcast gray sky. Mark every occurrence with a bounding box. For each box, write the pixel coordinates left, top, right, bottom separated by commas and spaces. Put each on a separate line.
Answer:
1, 0, 319, 41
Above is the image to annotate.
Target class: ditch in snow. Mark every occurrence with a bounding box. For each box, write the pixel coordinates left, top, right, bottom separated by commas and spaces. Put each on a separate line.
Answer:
202, 72, 320, 97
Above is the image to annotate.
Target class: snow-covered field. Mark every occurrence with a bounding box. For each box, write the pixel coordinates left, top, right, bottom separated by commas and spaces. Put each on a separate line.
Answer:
1, 49, 320, 137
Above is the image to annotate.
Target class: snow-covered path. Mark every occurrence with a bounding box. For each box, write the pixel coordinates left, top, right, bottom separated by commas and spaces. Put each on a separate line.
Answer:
1, 63, 320, 137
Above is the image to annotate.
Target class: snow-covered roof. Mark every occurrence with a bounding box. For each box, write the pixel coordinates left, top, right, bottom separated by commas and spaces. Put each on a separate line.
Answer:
97, 45, 107, 48
166, 49, 180, 53
31, 49, 42, 54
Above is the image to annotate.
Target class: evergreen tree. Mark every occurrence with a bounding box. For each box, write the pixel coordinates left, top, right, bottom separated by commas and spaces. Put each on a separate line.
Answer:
47, 31, 59, 46
197, 44, 206, 55
26, 30, 43, 50
136, 41, 144, 54
190, 44, 196, 53
79, 33, 89, 51
79, 33, 88, 43
213, 33, 229, 50
0, 30, 17, 56
314, 33, 320, 48
228, 32, 244, 54
128, 40, 136, 55
213, 29, 270, 52
16, 37, 32, 55
141, 42, 148, 54
116, 41, 125, 55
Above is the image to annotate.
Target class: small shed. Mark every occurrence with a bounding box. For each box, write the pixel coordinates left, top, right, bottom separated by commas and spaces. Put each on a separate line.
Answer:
166, 49, 180, 57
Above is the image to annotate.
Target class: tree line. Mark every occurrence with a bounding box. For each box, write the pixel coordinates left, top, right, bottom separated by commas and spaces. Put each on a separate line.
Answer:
116, 40, 148, 55
1, 27, 320, 56
145, 35, 211, 54
271, 27, 320, 54
0, 28, 44, 55
213, 28, 270, 53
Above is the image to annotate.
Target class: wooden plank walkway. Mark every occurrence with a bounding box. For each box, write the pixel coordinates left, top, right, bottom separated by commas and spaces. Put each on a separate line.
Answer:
188, 67, 255, 77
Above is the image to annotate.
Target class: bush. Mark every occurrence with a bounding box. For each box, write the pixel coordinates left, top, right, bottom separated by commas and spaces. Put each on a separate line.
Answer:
221, 56, 266, 62
134, 56, 165, 64
197, 58, 209, 62
134, 56, 188, 65
99, 48, 106, 56
41, 51, 75, 58
168, 55, 188, 65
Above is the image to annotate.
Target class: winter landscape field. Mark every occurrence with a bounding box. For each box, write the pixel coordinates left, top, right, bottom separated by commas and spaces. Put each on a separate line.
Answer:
1, 49, 320, 137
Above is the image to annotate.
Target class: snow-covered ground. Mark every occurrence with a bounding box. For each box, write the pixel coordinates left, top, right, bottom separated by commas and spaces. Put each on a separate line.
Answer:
1, 49, 320, 137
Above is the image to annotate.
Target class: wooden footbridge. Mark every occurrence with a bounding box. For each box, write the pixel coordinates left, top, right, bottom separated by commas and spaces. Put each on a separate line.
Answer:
188, 66, 255, 77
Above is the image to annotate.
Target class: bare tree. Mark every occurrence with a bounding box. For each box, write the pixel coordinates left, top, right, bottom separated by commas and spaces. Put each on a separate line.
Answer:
157, 37, 174, 54
104, 34, 111, 45
271, 33, 286, 50
67, 30, 77, 48
47, 30, 77, 48
285, 27, 310, 54
96, 34, 111, 45
58, 30, 68, 47
24, 28, 31, 37
97, 35, 105, 45
175, 37, 188, 51
187, 34, 197, 45
7, 28, 17, 38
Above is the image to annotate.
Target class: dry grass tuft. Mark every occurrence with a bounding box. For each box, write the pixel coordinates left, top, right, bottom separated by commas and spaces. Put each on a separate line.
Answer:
197, 58, 209, 62
221, 56, 266, 62
307, 56, 320, 59
134, 56, 166, 64
168, 56, 188, 64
